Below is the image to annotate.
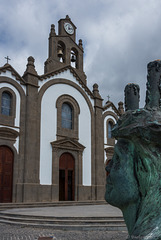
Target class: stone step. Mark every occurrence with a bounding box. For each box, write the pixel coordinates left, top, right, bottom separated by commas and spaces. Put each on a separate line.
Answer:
0, 219, 126, 231
0, 203, 127, 231
0, 211, 123, 220
0, 212, 126, 231
0, 215, 125, 225
0, 219, 127, 231
0, 200, 106, 210
0, 214, 127, 231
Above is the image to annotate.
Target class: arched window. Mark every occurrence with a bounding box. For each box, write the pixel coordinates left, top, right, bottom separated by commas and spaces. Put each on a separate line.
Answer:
108, 121, 113, 139
1, 92, 12, 116
56, 95, 80, 139
61, 103, 73, 129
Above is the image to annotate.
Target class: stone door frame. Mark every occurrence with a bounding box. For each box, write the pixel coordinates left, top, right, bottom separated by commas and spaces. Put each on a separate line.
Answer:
51, 138, 85, 201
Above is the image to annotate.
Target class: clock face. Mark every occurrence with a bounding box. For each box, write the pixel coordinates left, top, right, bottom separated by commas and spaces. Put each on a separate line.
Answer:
64, 22, 74, 35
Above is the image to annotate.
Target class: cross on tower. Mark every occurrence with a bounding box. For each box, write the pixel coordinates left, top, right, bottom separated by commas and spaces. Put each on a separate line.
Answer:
5, 56, 11, 64
107, 95, 110, 101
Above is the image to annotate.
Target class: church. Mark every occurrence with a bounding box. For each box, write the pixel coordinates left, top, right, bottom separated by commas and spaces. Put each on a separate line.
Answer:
0, 16, 123, 203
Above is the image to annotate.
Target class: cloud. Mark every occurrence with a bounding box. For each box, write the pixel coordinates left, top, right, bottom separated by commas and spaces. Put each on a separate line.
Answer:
0, 0, 161, 108
82, 0, 161, 107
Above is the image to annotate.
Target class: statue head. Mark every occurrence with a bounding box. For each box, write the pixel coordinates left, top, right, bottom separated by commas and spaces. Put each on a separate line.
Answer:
105, 138, 140, 209
105, 60, 161, 239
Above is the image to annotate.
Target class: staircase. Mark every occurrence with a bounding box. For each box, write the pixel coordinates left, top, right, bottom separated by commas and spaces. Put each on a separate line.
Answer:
0, 200, 105, 210
0, 202, 127, 231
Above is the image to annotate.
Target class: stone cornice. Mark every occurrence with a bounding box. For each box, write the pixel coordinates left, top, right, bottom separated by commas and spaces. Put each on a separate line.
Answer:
40, 65, 94, 99
51, 138, 85, 152
0, 64, 26, 85
0, 127, 19, 140
103, 101, 121, 117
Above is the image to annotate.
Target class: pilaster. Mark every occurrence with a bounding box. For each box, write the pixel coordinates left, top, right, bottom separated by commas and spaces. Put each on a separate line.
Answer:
48, 24, 56, 58
93, 84, 105, 200
22, 57, 40, 199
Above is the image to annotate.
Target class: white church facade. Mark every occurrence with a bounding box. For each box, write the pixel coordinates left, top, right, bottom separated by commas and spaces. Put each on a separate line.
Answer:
0, 16, 123, 203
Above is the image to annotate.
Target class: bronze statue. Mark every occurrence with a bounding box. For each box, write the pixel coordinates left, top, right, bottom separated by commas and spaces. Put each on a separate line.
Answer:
105, 60, 161, 240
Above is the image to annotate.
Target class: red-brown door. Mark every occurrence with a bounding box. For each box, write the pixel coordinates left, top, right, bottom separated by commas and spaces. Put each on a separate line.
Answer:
59, 153, 75, 201
0, 146, 14, 203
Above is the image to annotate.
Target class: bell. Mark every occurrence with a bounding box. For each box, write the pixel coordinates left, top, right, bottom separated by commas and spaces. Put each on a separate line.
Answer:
71, 54, 76, 62
57, 49, 63, 58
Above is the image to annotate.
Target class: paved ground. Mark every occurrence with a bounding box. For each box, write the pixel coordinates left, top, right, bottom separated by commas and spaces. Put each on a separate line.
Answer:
0, 204, 129, 240
1, 204, 123, 217
0, 223, 128, 240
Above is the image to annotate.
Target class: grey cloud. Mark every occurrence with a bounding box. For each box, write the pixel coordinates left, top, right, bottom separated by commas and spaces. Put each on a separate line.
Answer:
1, 0, 161, 108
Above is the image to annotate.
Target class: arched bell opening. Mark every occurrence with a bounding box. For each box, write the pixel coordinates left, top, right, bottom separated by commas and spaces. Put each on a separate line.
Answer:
57, 41, 66, 63
70, 48, 78, 69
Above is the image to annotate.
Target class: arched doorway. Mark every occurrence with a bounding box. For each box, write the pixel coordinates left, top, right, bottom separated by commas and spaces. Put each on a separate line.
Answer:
0, 146, 14, 203
59, 153, 75, 201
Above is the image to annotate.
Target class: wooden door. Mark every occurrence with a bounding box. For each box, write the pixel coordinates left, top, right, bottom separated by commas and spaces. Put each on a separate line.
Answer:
59, 153, 75, 201
0, 146, 14, 203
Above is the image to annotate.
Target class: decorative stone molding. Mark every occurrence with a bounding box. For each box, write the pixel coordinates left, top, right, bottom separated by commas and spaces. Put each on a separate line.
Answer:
0, 87, 16, 126
51, 138, 85, 200
56, 94, 80, 140
103, 101, 121, 116
105, 146, 114, 164
40, 66, 93, 99
51, 138, 85, 152
0, 127, 19, 141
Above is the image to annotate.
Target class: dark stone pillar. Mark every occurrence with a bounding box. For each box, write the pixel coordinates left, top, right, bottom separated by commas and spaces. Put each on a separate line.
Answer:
145, 60, 161, 109
124, 83, 140, 111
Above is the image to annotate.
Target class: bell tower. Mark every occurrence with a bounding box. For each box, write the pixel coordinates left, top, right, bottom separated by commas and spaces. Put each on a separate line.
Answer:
44, 15, 86, 84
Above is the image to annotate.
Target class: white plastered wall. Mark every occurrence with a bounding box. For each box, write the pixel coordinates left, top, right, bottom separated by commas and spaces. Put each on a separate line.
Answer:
39, 82, 92, 186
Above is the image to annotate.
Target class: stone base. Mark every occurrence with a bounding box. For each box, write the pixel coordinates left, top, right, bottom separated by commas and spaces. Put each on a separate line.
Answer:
23, 183, 39, 202
95, 185, 105, 200
14, 183, 105, 202
38, 185, 53, 202
38, 184, 59, 202
15, 183, 24, 202
15, 183, 40, 202
77, 185, 92, 201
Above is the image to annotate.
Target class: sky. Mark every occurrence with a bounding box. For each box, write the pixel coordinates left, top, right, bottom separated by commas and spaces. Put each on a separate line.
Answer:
0, 0, 161, 108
